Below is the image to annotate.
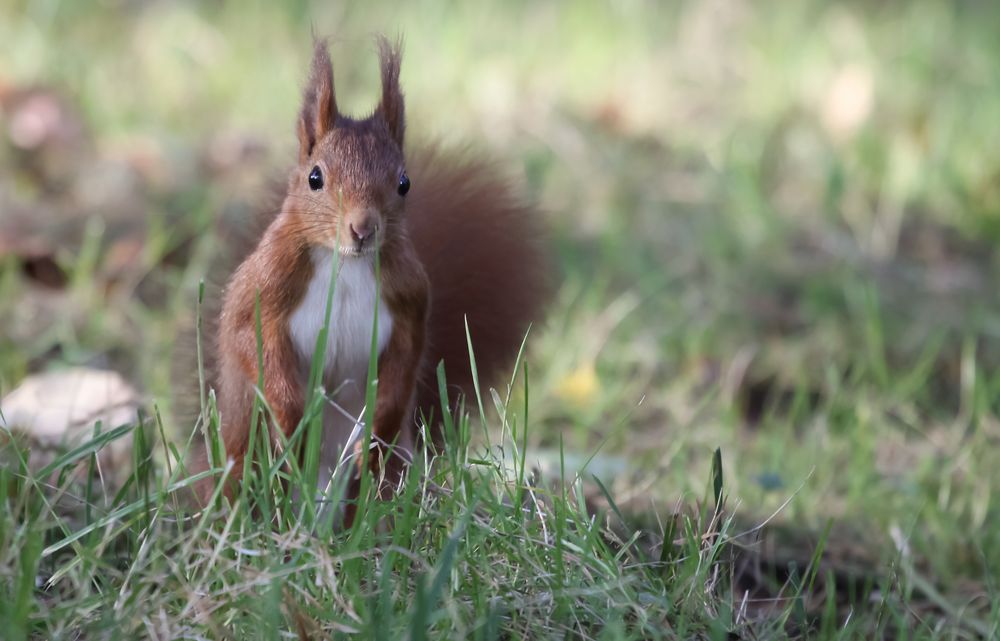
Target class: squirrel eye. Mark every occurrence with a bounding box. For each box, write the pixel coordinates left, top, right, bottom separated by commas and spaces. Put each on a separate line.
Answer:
397, 172, 410, 196
308, 166, 324, 191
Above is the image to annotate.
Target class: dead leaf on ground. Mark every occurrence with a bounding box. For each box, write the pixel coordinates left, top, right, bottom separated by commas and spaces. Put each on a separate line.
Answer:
1, 367, 141, 486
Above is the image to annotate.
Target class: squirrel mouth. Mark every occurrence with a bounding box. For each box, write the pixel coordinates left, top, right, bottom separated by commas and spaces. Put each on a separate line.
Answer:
338, 245, 377, 258
323, 234, 377, 257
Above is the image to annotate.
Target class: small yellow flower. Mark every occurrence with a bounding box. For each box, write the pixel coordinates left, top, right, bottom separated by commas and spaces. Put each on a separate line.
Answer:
555, 361, 599, 407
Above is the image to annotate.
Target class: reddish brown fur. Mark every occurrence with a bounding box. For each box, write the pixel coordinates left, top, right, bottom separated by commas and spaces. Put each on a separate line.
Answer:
406, 147, 550, 424
193, 37, 549, 506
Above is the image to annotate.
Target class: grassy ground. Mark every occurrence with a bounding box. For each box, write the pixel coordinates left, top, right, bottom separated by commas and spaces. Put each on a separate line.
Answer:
3, 0, 1000, 638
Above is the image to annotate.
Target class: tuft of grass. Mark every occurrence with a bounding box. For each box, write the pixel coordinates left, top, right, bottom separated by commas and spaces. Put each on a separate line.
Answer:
1, 372, 754, 640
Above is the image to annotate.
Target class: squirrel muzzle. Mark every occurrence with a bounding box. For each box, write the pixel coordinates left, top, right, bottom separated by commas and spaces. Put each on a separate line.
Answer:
343, 208, 380, 254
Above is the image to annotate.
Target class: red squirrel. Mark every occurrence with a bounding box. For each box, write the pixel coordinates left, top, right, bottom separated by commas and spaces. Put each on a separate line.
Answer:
196, 38, 548, 505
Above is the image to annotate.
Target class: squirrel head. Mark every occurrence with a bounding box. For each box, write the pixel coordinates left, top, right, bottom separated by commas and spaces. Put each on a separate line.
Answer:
288, 37, 409, 257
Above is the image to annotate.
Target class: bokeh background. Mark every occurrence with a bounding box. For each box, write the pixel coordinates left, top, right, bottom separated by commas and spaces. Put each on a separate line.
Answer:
3, 0, 1000, 628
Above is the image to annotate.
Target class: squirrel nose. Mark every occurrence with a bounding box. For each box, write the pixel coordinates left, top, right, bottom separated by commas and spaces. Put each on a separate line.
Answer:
349, 221, 375, 244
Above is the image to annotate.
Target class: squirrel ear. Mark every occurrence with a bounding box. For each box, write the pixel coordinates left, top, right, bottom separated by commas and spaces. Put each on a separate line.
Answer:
298, 40, 338, 162
376, 35, 405, 148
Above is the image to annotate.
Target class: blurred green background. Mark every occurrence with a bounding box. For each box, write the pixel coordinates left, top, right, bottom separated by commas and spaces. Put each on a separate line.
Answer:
2, 0, 1000, 625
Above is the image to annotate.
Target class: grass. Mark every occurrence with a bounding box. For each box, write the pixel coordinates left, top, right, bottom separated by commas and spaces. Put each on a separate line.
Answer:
0, 363, 746, 639
3, 0, 1000, 638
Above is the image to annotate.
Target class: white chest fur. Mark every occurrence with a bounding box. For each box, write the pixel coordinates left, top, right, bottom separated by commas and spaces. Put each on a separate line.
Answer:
289, 249, 394, 378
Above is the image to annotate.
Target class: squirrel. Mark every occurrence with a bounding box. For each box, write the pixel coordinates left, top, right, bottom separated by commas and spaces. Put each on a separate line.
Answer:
192, 37, 549, 508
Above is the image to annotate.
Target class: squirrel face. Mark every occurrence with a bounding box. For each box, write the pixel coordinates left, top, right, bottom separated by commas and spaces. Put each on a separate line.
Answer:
289, 38, 407, 257
292, 120, 407, 256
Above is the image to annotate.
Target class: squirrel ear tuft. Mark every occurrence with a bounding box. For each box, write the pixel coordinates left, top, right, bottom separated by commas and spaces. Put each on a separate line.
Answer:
376, 35, 405, 148
298, 40, 338, 161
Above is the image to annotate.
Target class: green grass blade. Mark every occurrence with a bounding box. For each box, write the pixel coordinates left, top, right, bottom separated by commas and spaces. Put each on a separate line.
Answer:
37, 422, 135, 479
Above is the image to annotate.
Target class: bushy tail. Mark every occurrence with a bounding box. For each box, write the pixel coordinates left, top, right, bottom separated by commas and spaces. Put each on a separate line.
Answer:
405, 145, 552, 425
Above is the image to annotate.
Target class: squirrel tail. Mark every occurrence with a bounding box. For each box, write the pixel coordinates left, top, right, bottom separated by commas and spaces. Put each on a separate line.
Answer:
405, 145, 552, 428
